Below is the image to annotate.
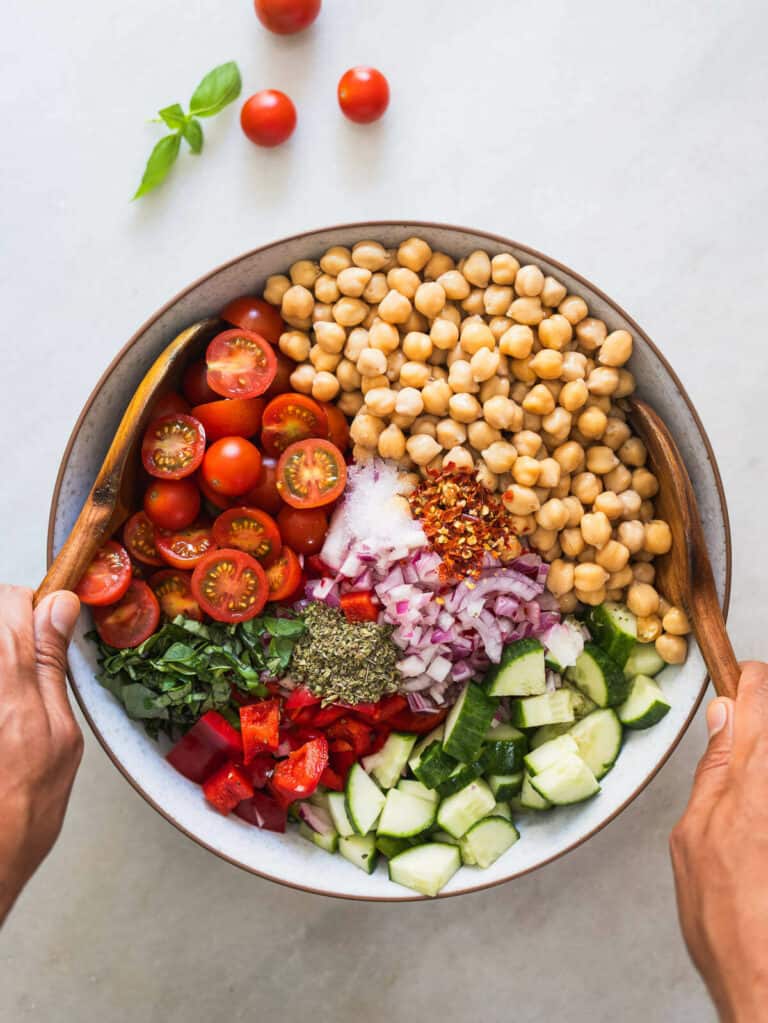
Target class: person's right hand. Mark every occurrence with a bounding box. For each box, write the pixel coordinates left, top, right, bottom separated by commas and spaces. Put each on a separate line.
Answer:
670, 662, 768, 1022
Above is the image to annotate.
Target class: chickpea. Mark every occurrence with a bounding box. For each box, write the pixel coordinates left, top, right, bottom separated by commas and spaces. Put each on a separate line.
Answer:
554, 440, 585, 474
333, 297, 369, 327
356, 347, 388, 378
574, 586, 605, 607
363, 387, 397, 416
336, 358, 362, 392
424, 251, 455, 280
446, 392, 481, 423
595, 539, 630, 573
312, 305, 331, 328
458, 319, 495, 356
446, 344, 467, 368
430, 318, 460, 351
344, 327, 369, 362
416, 379, 448, 417
572, 317, 605, 352
509, 296, 546, 325
411, 415, 438, 438
558, 294, 588, 325
561, 495, 583, 527
604, 464, 632, 494
442, 445, 474, 471
663, 606, 691, 636
264, 274, 291, 306
410, 281, 445, 320
386, 350, 407, 382
314, 273, 341, 304
514, 264, 544, 297
461, 250, 491, 288
437, 270, 471, 301
614, 369, 636, 398
509, 514, 536, 536
536, 457, 561, 489
608, 566, 634, 590
541, 276, 568, 308
537, 498, 569, 531
430, 350, 449, 368
465, 420, 499, 450
561, 527, 585, 558
498, 324, 533, 359
577, 406, 608, 440
512, 455, 541, 486
502, 484, 540, 516
586, 367, 620, 396
491, 253, 520, 285
282, 284, 314, 321
643, 519, 672, 555
396, 236, 432, 272
400, 361, 431, 389
486, 317, 510, 343
309, 371, 337, 402
277, 330, 309, 362
523, 384, 556, 416
530, 526, 558, 552
586, 394, 611, 414
541, 407, 572, 443
398, 332, 429, 363
592, 490, 623, 520
478, 395, 515, 432
435, 418, 466, 449
538, 314, 573, 351
376, 289, 410, 325
543, 558, 574, 597
513, 430, 543, 458
406, 434, 442, 466
473, 462, 497, 492
618, 438, 647, 467
337, 390, 364, 417
603, 418, 631, 451
529, 349, 563, 380
559, 379, 588, 412
574, 563, 609, 592
633, 468, 659, 498
395, 387, 425, 418
617, 490, 642, 520
350, 412, 386, 448
448, 360, 478, 394
638, 500, 655, 523
363, 273, 388, 305
656, 633, 688, 665
581, 511, 612, 548
572, 471, 603, 505
558, 591, 579, 613
466, 347, 498, 383
599, 329, 633, 367
390, 412, 416, 430
361, 374, 389, 395
476, 440, 514, 474
587, 446, 620, 476
313, 321, 346, 354
614, 520, 643, 555
290, 363, 316, 394
482, 285, 512, 317
319, 245, 351, 276
309, 346, 341, 373
385, 267, 419, 300
626, 581, 660, 618
352, 444, 376, 464
440, 302, 462, 326
559, 353, 586, 384
352, 241, 388, 271
511, 357, 536, 384
335, 266, 371, 298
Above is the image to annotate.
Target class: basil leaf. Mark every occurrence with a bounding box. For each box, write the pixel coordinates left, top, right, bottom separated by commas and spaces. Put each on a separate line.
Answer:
182, 117, 204, 154
158, 103, 188, 131
122, 684, 170, 720
189, 61, 242, 118
133, 133, 181, 199
264, 617, 306, 638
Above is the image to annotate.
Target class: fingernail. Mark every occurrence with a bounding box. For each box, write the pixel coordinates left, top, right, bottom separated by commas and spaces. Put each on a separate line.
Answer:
50, 591, 81, 640
706, 699, 728, 738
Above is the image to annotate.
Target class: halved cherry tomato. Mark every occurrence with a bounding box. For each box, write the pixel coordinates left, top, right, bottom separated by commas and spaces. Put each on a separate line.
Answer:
339, 590, 379, 623
151, 391, 190, 419
221, 296, 285, 345
277, 438, 347, 509
271, 736, 328, 801
182, 360, 219, 406
202, 437, 262, 497
212, 507, 281, 562
191, 397, 264, 442
123, 511, 163, 566
75, 541, 132, 607
92, 579, 161, 649
141, 414, 206, 480
265, 353, 296, 399
191, 548, 269, 623
155, 523, 215, 569
260, 394, 328, 457
284, 686, 320, 712
150, 569, 203, 621
242, 457, 283, 515
205, 329, 277, 399
144, 478, 201, 531
276, 505, 328, 554
387, 707, 450, 734
265, 546, 302, 602
240, 699, 280, 762
318, 401, 350, 451
196, 470, 238, 512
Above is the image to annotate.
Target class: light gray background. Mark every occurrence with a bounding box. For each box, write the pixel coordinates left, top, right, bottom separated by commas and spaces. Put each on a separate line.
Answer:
1, 0, 766, 1019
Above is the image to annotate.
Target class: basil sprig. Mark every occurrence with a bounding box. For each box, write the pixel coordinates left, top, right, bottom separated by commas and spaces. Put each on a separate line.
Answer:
134, 61, 241, 199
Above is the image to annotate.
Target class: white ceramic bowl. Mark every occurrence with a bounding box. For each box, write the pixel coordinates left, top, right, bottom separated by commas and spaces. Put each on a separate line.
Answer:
49, 222, 731, 901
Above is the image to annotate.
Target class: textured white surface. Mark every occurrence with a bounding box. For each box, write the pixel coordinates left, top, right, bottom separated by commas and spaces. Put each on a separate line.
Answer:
1, 0, 767, 1018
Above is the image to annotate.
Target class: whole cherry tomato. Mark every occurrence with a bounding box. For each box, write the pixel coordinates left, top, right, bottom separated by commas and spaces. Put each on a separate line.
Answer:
254, 0, 321, 35
202, 437, 263, 497
241, 91, 297, 147
276, 505, 328, 554
337, 67, 390, 124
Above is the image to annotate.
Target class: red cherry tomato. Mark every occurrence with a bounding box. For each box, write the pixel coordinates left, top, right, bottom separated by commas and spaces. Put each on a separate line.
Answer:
318, 401, 350, 451
276, 438, 347, 509
271, 736, 328, 801
93, 580, 161, 649
221, 296, 285, 345
205, 329, 278, 399
254, 0, 321, 34
182, 359, 219, 406
196, 471, 238, 512
141, 414, 206, 480
123, 512, 163, 566
241, 90, 297, 148
276, 505, 328, 554
241, 457, 283, 515
202, 437, 263, 497
265, 545, 302, 602
212, 507, 282, 563
265, 352, 296, 399
338, 67, 390, 124
191, 397, 265, 441
144, 478, 201, 531
261, 393, 328, 457
151, 391, 190, 419
191, 548, 269, 623
150, 569, 203, 621
75, 541, 132, 607
155, 523, 216, 570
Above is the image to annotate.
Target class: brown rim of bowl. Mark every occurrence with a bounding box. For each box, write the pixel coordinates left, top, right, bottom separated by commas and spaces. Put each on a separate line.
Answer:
47, 220, 733, 902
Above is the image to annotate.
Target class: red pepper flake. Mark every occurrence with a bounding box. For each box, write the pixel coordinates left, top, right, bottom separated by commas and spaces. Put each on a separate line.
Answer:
408, 467, 522, 582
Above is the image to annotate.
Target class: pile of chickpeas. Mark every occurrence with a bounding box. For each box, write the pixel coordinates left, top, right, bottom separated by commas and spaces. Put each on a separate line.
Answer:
264, 237, 690, 666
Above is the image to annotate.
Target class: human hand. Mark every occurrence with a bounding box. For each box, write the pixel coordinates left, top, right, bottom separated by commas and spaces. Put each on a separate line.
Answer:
670, 662, 768, 1022
0, 585, 83, 925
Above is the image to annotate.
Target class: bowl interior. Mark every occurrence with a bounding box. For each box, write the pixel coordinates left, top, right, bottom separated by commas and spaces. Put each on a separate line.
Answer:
51, 223, 730, 900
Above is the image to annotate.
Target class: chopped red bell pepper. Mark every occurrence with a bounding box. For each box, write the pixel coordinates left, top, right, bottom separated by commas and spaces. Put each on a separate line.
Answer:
328, 741, 357, 783
271, 736, 329, 802
284, 686, 321, 712
286, 705, 317, 726
367, 726, 393, 756
326, 716, 374, 757
339, 589, 379, 623
304, 555, 332, 578
235, 790, 287, 832
166, 710, 243, 783
202, 761, 254, 815
319, 766, 345, 791
237, 753, 274, 789
387, 707, 449, 734
240, 698, 280, 762
311, 704, 348, 727
348, 694, 408, 723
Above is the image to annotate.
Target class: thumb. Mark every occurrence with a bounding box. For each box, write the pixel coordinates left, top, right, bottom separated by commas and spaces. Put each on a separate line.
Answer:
687, 697, 735, 815
33, 590, 80, 699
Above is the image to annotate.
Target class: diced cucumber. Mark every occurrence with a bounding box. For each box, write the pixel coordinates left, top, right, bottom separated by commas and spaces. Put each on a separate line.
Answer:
327, 791, 355, 838
529, 753, 600, 805
545, 653, 563, 672
519, 773, 552, 810
459, 816, 520, 868
345, 762, 386, 836
566, 643, 630, 708
412, 741, 458, 789
436, 779, 496, 839
430, 830, 460, 846
510, 690, 575, 728
586, 602, 637, 667
529, 722, 572, 749
308, 790, 331, 810
338, 834, 379, 874
443, 683, 498, 762
397, 779, 439, 804
482, 722, 527, 773
623, 644, 665, 680
569, 709, 623, 779
408, 725, 445, 774
388, 843, 461, 897
487, 771, 523, 800
484, 638, 546, 696
491, 801, 512, 820
362, 731, 417, 790
377, 789, 437, 838
563, 682, 598, 720
434, 757, 485, 797
299, 821, 339, 853
523, 733, 580, 775
618, 674, 671, 729
375, 835, 413, 859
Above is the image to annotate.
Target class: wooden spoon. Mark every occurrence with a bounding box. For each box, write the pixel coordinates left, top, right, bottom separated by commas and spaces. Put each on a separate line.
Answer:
629, 398, 739, 699
35, 318, 219, 606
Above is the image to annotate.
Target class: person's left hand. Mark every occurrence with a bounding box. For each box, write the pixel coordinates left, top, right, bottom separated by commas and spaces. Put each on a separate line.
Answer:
0, 585, 83, 925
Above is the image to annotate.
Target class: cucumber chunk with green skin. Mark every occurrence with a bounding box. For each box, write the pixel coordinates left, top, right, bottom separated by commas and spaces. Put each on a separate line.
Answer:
327, 791, 355, 837
345, 763, 386, 836
510, 690, 575, 728
519, 773, 552, 810
484, 638, 546, 696
529, 722, 573, 749
299, 821, 339, 853
397, 779, 439, 804
487, 771, 523, 800
388, 843, 461, 897
375, 835, 414, 859
434, 757, 486, 797
618, 674, 671, 729
308, 790, 331, 810
459, 816, 520, 868
339, 834, 379, 874
482, 723, 527, 773
566, 643, 630, 708
412, 741, 458, 789
408, 725, 445, 775
529, 753, 600, 805
436, 779, 496, 838
490, 801, 513, 820
623, 644, 665, 680
569, 708, 623, 778
377, 789, 437, 838
443, 683, 499, 762
562, 683, 598, 720
362, 731, 418, 790
586, 602, 637, 667
523, 733, 580, 775
430, 830, 460, 846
